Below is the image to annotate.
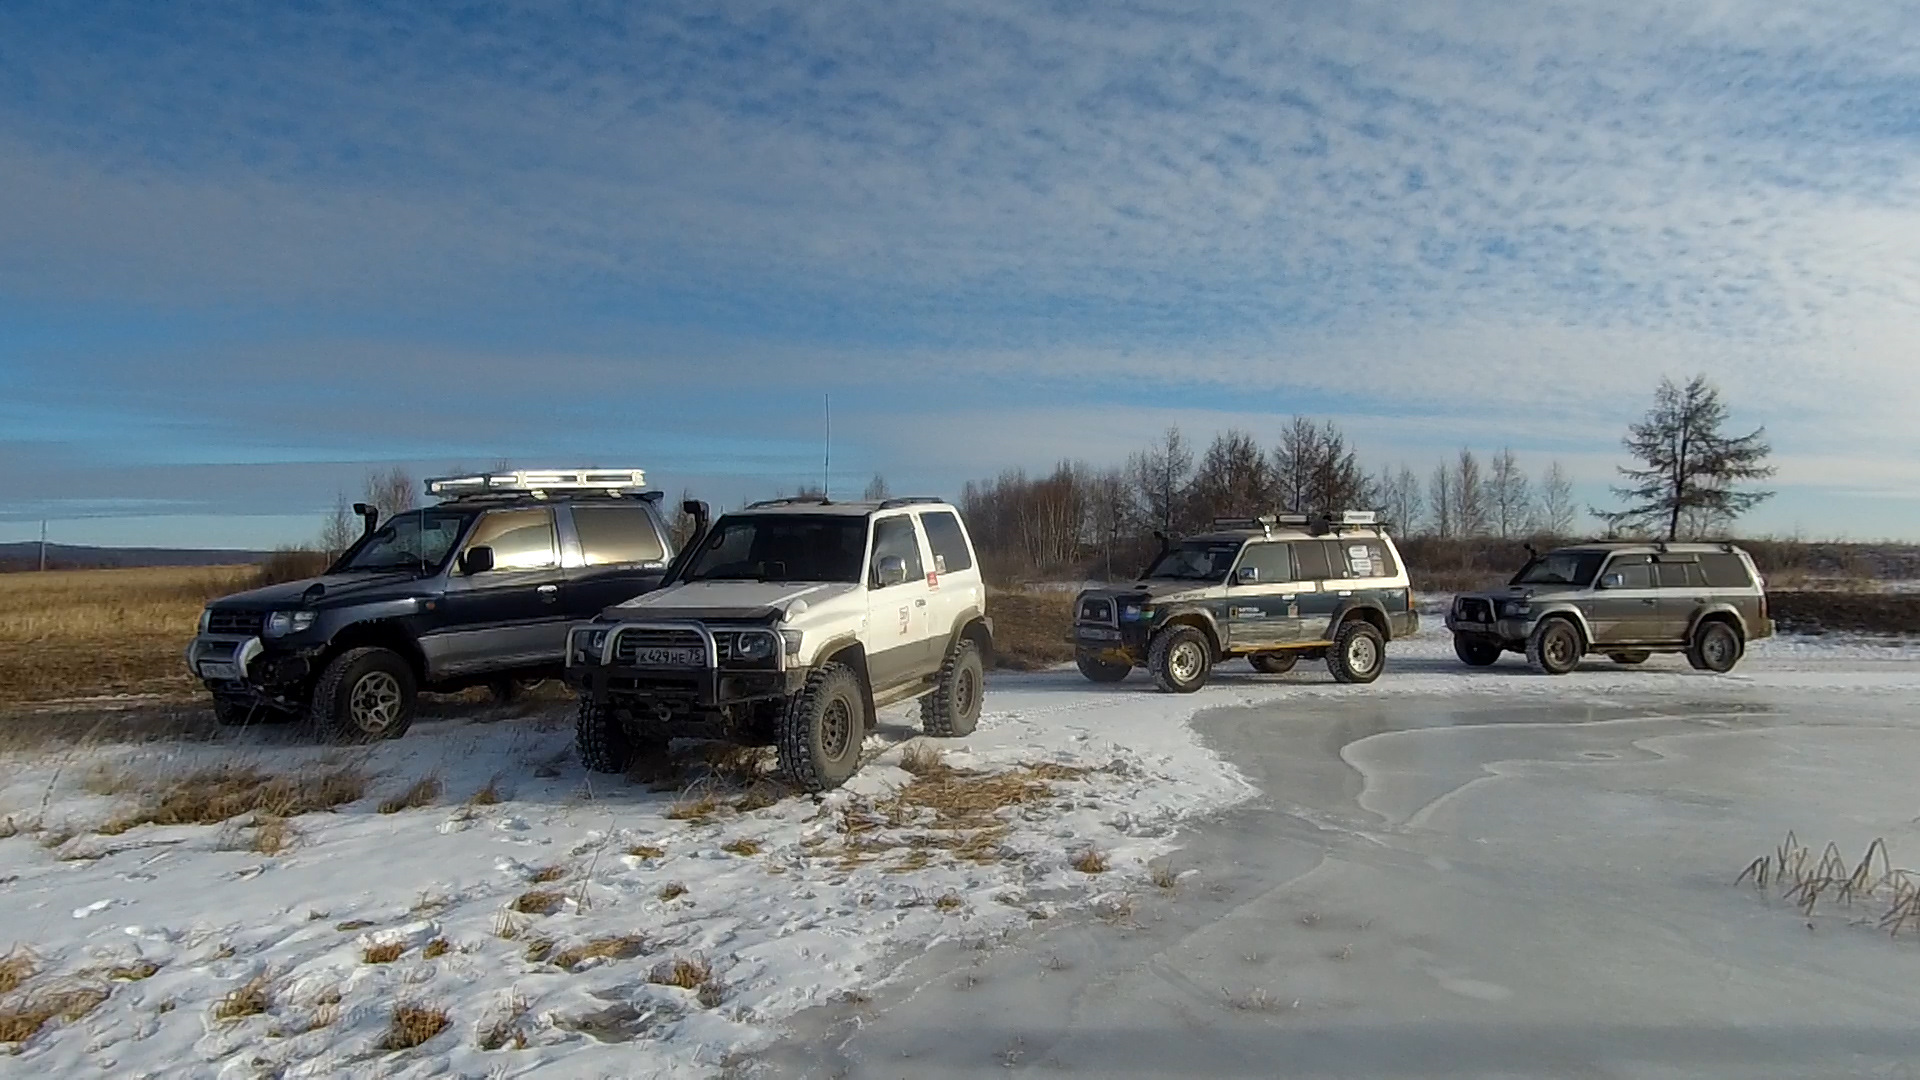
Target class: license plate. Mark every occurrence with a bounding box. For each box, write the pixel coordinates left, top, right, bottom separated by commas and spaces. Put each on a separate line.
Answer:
1454, 622, 1491, 632
634, 647, 704, 667
1076, 627, 1121, 642
198, 661, 239, 680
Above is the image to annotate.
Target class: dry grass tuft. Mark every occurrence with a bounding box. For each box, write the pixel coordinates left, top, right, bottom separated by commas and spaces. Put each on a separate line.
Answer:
213, 974, 273, 1021
362, 941, 406, 964
696, 978, 726, 1009
626, 844, 665, 860
335, 919, 377, 932
664, 792, 720, 822
377, 774, 443, 815
467, 776, 504, 806
550, 935, 648, 970
934, 892, 964, 912
706, 745, 769, 785
733, 780, 787, 812
379, 1002, 451, 1051
107, 961, 161, 981
511, 890, 564, 916
0, 950, 35, 995
477, 992, 530, 1051
1150, 861, 1179, 890
720, 838, 761, 857
648, 955, 711, 990
1738, 832, 1920, 936
1071, 848, 1110, 874
422, 938, 451, 960
0, 984, 109, 1043
522, 938, 555, 963
656, 882, 688, 902
898, 743, 944, 776
528, 864, 566, 884
100, 764, 367, 833
251, 815, 296, 855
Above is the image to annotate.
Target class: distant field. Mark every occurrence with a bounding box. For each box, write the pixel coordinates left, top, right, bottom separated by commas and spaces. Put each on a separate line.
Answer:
0, 565, 257, 708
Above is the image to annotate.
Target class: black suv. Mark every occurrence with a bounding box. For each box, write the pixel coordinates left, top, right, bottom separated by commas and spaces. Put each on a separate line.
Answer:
188, 470, 675, 741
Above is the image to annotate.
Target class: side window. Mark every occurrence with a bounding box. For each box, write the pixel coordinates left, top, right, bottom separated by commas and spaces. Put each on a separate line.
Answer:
466, 508, 557, 571
1605, 555, 1652, 589
1332, 539, 1397, 579
1698, 554, 1754, 589
1233, 542, 1294, 584
1290, 540, 1335, 582
919, 511, 973, 574
1655, 560, 1698, 589
868, 516, 925, 587
571, 506, 667, 566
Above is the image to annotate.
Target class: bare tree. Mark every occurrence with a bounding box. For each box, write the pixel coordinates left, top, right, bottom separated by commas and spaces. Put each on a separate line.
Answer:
1187, 430, 1272, 524
364, 466, 417, 519
1272, 417, 1321, 513
1453, 449, 1488, 537
1427, 463, 1456, 539
1128, 427, 1193, 535
1536, 462, 1577, 538
1605, 375, 1775, 540
1274, 417, 1371, 515
862, 473, 891, 501
1376, 465, 1424, 535
1487, 448, 1534, 539
319, 495, 358, 556
1086, 467, 1135, 581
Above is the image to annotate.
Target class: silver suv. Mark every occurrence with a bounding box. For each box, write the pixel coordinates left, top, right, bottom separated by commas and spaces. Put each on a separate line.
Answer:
1446, 542, 1773, 675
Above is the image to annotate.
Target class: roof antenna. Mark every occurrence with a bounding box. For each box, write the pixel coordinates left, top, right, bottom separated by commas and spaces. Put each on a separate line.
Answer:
822, 393, 831, 500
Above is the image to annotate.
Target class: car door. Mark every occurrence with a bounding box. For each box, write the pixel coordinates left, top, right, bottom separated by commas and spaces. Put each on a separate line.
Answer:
431, 507, 567, 674
1653, 556, 1707, 643
1591, 554, 1657, 643
917, 509, 982, 658
1225, 541, 1302, 648
864, 514, 932, 690
562, 503, 672, 619
1289, 539, 1341, 642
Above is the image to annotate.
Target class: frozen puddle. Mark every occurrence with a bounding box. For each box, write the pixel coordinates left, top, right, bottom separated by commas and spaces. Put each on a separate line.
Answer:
763, 688, 1920, 1078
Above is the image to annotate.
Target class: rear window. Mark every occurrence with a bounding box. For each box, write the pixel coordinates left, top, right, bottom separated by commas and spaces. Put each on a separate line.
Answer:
1291, 540, 1335, 582
1332, 539, 1398, 579
919, 511, 973, 573
1698, 553, 1755, 589
571, 506, 667, 566
1655, 560, 1697, 588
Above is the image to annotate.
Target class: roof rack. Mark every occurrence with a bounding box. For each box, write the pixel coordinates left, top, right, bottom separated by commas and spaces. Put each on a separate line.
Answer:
427, 469, 648, 500
1209, 510, 1381, 537
877, 497, 944, 510
746, 495, 833, 509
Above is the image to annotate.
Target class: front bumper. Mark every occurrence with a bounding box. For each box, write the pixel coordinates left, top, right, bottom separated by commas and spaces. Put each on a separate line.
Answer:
186, 635, 320, 695
570, 664, 799, 709
1445, 613, 1533, 642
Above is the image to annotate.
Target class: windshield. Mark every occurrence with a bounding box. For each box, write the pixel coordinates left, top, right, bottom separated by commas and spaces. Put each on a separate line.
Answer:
1511, 550, 1607, 587
681, 514, 868, 583
1143, 540, 1244, 582
337, 509, 473, 573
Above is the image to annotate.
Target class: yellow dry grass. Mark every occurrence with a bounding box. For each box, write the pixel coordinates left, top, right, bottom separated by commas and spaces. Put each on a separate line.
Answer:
720, 838, 761, 857
0, 950, 34, 994
511, 889, 564, 916
528, 864, 566, 884
648, 955, 710, 990
985, 589, 1075, 671
422, 938, 451, 960
362, 941, 405, 964
99, 763, 367, 833
377, 774, 443, 814
213, 974, 273, 1021
0, 984, 109, 1044
0, 565, 260, 707
550, 934, 647, 970
379, 1002, 450, 1050
626, 844, 665, 860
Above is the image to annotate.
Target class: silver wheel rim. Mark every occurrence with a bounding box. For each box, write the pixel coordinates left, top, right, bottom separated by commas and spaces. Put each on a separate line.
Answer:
1169, 641, 1204, 683
349, 671, 402, 732
1347, 634, 1379, 674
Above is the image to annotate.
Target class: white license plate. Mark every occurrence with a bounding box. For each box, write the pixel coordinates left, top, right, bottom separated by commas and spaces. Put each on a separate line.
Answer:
634, 647, 704, 667
198, 661, 239, 680
1076, 627, 1121, 641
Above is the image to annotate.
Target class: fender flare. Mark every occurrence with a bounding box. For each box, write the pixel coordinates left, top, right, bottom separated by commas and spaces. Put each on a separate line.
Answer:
940, 607, 994, 663
1328, 600, 1394, 641
1152, 605, 1223, 655
1685, 604, 1748, 643
1529, 604, 1596, 648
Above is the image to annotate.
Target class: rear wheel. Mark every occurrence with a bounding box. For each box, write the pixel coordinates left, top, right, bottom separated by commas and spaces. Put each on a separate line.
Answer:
1148, 626, 1212, 694
779, 662, 867, 791
1526, 618, 1582, 676
1249, 651, 1299, 675
1453, 635, 1503, 668
1327, 620, 1386, 684
310, 647, 416, 742
1688, 621, 1743, 674
1609, 651, 1651, 666
921, 639, 984, 737
1074, 651, 1131, 683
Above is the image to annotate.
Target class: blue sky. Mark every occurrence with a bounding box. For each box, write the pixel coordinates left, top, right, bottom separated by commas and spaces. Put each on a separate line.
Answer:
5, 0, 1920, 547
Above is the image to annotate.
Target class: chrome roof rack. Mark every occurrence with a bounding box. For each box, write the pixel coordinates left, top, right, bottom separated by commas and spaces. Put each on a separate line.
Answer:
427, 468, 648, 500
1209, 510, 1381, 537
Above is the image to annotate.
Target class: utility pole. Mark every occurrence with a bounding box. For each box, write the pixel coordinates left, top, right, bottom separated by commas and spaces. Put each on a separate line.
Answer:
38, 519, 48, 572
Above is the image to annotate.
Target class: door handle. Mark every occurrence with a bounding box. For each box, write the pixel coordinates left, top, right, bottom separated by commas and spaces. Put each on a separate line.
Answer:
1641, 598, 1657, 605
1281, 594, 1296, 600
538, 585, 559, 603
915, 599, 927, 607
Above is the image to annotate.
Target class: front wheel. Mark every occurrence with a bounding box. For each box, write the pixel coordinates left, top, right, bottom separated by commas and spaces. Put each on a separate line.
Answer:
1526, 619, 1582, 676
779, 663, 868, 792
1328, 621, 1386, 684
1453, 635, 1503, 668
1148, 626, 1212, 694
1249, 651, 1299, 674
921, 639, 984, 737
1687, 621, 1743, 674
1074, 651, 1131, 683
310, 647, 417, 742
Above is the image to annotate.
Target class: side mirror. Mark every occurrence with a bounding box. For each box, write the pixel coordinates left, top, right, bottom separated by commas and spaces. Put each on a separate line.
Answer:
462, 546, 495, 575
1599, 572, 1624, 590
874, 555, 907, 587
1236, 566, 1259, 584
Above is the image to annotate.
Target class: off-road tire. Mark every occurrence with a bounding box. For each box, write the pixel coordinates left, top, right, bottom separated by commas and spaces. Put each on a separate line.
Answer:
1454, 635, 1503, 668
1527, 618, 1583, 676
1609, 651, 1651, 666
577, 698, 636, 774
1687, 620, 1743, 674
310, 647, 416, 743
1249, 651, 1299, 675
1074, 651, 1131, 683
1148, 625, 1212, 694
778, 662, 867, 792
921, 639, 984, 737
1327, 620, 1386, 684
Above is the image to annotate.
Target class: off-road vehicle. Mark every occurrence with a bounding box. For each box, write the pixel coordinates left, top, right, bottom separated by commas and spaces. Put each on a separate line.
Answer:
1069, 512, 1418, 693
187, 469, 675, 740
566, 496, 992, 791
1446, 541, 1772, 675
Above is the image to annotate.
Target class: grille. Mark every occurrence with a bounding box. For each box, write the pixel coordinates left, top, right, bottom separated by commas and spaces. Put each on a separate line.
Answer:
612, 627, 706, 665
1456, 598, 1495, 623
1078, 598, 1115, 624
206, 609, 265, 636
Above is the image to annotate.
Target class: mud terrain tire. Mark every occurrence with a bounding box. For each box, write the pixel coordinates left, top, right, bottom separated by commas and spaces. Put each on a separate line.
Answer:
1327, 620, 1386, 684
1527, 618, 1582, 676
1148, 625, 1212, 694
779, 662, 867, 792
921, 639, 984, 737
310, 647, 416, 743
1687, 620, 1743, 674
1454, 635, 1503, 667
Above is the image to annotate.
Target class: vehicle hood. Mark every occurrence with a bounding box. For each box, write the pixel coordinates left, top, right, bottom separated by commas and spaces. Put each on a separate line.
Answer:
1457, 583, 1587, 602
606, 581, 860, 622
1082, 580, 1215, 603
206, 571, 430, 610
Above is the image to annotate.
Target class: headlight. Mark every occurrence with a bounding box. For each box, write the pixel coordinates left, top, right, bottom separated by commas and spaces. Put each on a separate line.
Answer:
779, 629, 803, 656
733, 631, 777, 663
1120, 605, 1142, 621
263, 610, 317, 637
571, 627, 610, 664
1499, 600, 1531, 618
198, 608, 212, 634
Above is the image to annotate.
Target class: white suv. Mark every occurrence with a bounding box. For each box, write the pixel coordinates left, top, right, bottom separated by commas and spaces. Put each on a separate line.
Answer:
564, 497, 992, 790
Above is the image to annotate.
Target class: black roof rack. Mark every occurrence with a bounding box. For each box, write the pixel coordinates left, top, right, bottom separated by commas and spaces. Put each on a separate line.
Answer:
877, 497, 944, 510
746, 495, 834, 509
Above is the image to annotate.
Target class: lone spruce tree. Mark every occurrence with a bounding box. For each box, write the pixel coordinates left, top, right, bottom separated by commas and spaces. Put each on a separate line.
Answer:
1606, 375, 1774, 540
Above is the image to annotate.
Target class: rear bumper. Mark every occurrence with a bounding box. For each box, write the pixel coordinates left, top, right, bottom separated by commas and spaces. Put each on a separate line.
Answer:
1388, 611, 1419, 640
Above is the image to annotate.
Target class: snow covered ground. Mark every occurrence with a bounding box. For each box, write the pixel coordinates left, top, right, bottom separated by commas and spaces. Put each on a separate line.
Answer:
3, 629, 1918, 1078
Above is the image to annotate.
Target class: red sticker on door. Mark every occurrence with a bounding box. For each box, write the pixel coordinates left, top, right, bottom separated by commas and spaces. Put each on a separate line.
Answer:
927, 571, 939, 589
